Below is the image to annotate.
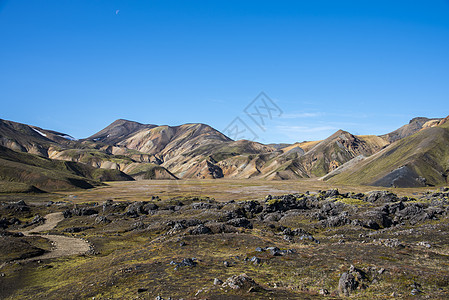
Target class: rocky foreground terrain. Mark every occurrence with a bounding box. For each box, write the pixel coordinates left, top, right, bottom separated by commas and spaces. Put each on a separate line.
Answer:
1, 187, 449, 299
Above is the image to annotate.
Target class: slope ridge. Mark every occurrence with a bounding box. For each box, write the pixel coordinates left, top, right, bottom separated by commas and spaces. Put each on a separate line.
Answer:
329, 120, 449, 187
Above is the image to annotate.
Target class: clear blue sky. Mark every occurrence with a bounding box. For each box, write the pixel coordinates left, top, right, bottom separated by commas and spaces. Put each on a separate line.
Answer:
1, 0, 448, 143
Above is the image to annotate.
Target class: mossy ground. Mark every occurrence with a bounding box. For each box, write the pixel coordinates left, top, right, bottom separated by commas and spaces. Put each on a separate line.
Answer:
1, 180, 449, 299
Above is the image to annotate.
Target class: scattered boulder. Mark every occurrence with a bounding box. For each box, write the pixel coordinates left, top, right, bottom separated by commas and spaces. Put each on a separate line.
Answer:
125, 202, 146, 217
243, 200, 263, 217
263, 194, 308, 213
324, 189, 340, 198
320, 214, 351, 227
226, 217, 253, 229
170, 258, 197, 270
71, 207, 98, 216
189, 224, 212, 235
366, 191, 398, 203
319, 289, 330, 295
266, 246, 282, 256
250, 256, 261, 265
373, 238, 404, 248
222, 273, 260, 290
338, 272, 357, 296
95, 216, 111, 224
3, 200, 30, 213
338, 265, 369, 296
263, 212, 283, 222
22, 215, 45, 228
191, 202, 214, 210
63, 226, 93, 233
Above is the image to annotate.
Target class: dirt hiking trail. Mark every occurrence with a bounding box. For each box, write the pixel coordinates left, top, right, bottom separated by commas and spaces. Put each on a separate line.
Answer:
22, 212, 90, 261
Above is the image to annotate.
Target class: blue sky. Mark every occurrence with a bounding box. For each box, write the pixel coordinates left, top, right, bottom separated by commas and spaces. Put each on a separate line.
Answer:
1, 0, 448, 143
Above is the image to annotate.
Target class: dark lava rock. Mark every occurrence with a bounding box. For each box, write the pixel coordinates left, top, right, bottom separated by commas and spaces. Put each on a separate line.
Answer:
191, 202, 214, 209
262, 212, 283, 222
22, 215, 45, 228
226, 217, 253, 229
362, 206, 394, 229
338, 265, 369, 296
171, 223, 186, 231
102, 200, 128, 213
16, 200, 27, 206
124, 201, 159, 217
226, 207, 246, 220
366, 191, 399, 203
71, 207, 98, 216
63, 226, 93, 233
222, 273, 261, 290
32, 215, 45, 224
131, 221, 146, 230
189, 224, 212, 235
181, 258, 196, 266
0, 230, 24, 237
170, 258, 197, 270
125, 202, 146, 216
250, 256, 261, 265
266, 247, 282, 256
320, 201, 346, 217
102, 199, 114, 212
263, 194, 308, 213
324, 189, 340, 198
383, 202, 405, 215
0, 218, 10, 229
243, 200, 263, 216
0, 217, 22, 229
338, 272, 357, 296
63, 209, 72, 218
320, 214, 351, 227
3, 200, 30, 212
143, 203, 158, 212
95, 216, 111, 224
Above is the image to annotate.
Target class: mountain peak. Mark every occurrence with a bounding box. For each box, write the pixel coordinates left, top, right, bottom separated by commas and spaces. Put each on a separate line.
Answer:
111, 119, 143, 125
87, 119, 157, 144
409, 117, 432, 125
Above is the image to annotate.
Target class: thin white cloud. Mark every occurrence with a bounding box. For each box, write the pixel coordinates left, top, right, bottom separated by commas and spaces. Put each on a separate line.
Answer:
280, 112, 324, 119
276, 125, 337, 133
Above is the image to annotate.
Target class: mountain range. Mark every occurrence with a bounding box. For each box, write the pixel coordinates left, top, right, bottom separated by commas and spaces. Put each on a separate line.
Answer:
0, 115, 448, 192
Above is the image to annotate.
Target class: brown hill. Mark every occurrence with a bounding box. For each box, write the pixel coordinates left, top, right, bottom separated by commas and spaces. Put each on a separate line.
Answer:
0, 119, 77, 156
0, 145, 133, 192
328, 118, 449, 187
86, 119, 157, 145
380, 117, 442, 143
1, 115, 448, 186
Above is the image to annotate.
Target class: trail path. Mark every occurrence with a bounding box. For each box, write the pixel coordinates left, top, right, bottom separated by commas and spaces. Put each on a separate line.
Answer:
21, 212, 90, 261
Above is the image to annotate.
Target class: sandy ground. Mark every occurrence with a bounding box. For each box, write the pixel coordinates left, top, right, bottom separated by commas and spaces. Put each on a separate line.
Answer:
22, 212, 90, 261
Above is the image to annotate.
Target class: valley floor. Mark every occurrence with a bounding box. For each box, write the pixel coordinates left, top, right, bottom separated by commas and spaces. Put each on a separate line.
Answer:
0, 180, 448, 299
16, 179, 435, 203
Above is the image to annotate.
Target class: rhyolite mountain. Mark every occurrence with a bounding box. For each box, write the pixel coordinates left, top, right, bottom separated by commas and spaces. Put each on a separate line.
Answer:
328, 116, 449, 187
380, 117, 443, 143
0, 145, 132, 192
0, 115, 447, 190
